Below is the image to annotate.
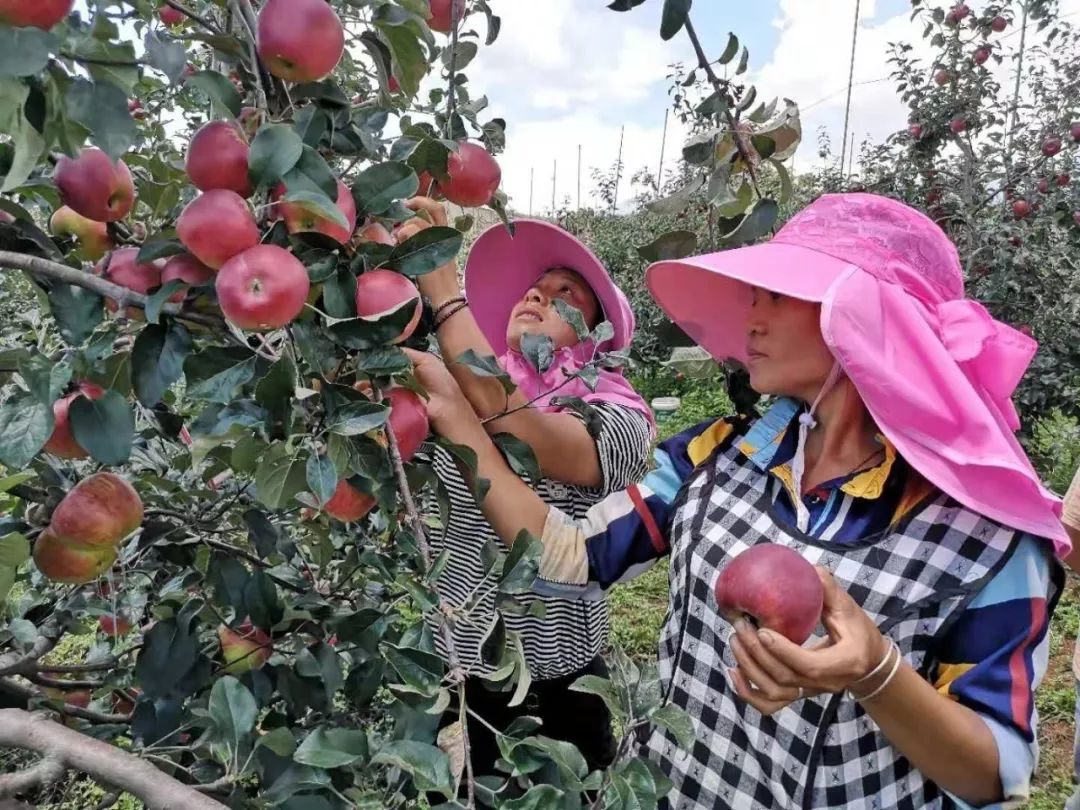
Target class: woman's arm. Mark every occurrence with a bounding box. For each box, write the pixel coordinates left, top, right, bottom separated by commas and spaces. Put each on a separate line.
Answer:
399, 198, 608, 487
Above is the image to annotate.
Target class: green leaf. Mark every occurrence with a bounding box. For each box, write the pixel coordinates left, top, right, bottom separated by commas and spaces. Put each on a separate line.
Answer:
650, 703, 695, 750
0, 396, 52, 468
132, 322, 192, 407
659, 0, 692, 40
434, 438, 489, 502
386, 226, 462, 277
646, 174, 705, 215
65, 78, 135, 161
281, 190, 349, 230
254, 443, 308, 510
144, 280, 185, 323
254, 726, 295, 758
0, 471, 34, 494
719, 33, 740, 64
326, 299, 418, 350
18, 353, 71, 404
375, 24, 428, 97
372, 741, 453, 797
636, 230, 698, 263
441, 41, 478, 70
499, 532, 543, 595
281, 145, 338, 199
326, 401, 390, 437
143, 30, 188, 85
295, 727, 370, 769
770, 158, 793, 204
136, 239, 186, 264
736, 45, 751, 75
0, 27, 58, 77
207, 676, 258, 755
722, 198, 780, 246
453, 349, 514, 395
520, 333, 554, 374
45, 282, 103, 346
306, 454, 338, 505
381, 643, 445, 694
569, 674, 627, 724
351, 162, 418, 216
501, 786, 565, 810
184, 348, 260, 404
0, 566, 13, 606
0, 78, 45, 192
480, 614, 507, 667
243, 570, 283, 630
290, 322, 339, 377
248, 124, 303, 189
0, 532, 30, 568
550, 299, 589, 341
69, 390, 133, 465
492, 434, 540, 483
185, 69, 242, 118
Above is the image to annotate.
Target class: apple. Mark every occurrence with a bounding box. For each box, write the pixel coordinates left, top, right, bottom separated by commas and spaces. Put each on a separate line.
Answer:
933, 69, 949, 86
218, 618, 272, 675
354, 221, 395, 247
182, 63, 195, 79
45, 381, 106, 459
0, 0, 73, 28
162, 254, 215, 303
1009, 234, 1022, 247
323, 480, 376, 522
215, 244, 310, 331
256, 0, 344, 83
713, 544, 824, 645
272, 178, 356, 243
1012, 199, 1032, 219
128, 98, 145, 121
949, 118, 967, 135
386, 386, 429, 463
972, 46, 990, 65
388, 75, 401, 94
158, 3, 184, 25
1074, 211, 1080, 227
177, 190, 260, 269
49, 206, 112, 261
1057, 173, 1071, 188
437, 142, 501, 207
0, 210, 13, 223
1017, 324, 1033, 337
951, 3, 970, 20
428, 0, 466, 33
990, 15, 1007, 31
97, 247, 164, 317
34, 528, 119, 584
907, 124, 923, 139
238, 106, 261, 138
354, 269, 422, 343
55, 148, 135, 223
1037, 178, 1050, 194
186, 120, 253, 197
1072, 122, 1080, 142
1041, 136, 1062, 157
98, 614, 133, 637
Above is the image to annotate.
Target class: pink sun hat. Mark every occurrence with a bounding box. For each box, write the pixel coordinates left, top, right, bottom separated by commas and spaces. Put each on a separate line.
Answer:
464, 219, 635, 356
645, 193, 1068, 554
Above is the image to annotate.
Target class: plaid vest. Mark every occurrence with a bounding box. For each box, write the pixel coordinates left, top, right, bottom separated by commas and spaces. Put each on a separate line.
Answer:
647, 440, 1019, 810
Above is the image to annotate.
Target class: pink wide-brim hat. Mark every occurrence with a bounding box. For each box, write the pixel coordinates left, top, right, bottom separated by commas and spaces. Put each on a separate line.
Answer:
464, 219, 635, 356
646, 193, 1068, 554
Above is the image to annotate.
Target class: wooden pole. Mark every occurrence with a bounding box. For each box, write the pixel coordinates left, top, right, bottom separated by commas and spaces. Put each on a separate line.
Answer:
528, 167, 534, 216
577, 144, 582, 211
848, 132, 856, 179
839, 0, 861, 175
612, 125, 624, 212
552, 159, 557, 215
657, 109, 669, 193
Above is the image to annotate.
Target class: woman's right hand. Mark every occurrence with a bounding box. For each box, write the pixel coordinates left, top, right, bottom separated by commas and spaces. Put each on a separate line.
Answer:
401, 197, 460, 305
402, 348, 483, 442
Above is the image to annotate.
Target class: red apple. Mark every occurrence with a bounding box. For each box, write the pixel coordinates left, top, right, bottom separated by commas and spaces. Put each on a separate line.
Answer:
50, 206, 112, 261
428, 0, 466, 33
98, 614, 133, 637
1041, 136, 1062, 157
949, 118, 967, 134
162, 254, 215, 303
386, 386, 429, 463
907, 124, 923, 139
354, 269, 422, 343
1072, 122, 1080, 143
388, 75, 401, 94
990, 15, 1007, 31
0, 0, 73, 28
951, 3, 970, 20
972, 46, 990, 65
1037, 178, 1049, 194
158, 3, 184, 25
354, 221, 395, 247
218, 618, 272, 675
437, 142, 501, 207
713, 544, 824, 645
215, 244, 310, 331
186, 120, 253, 197
1009, 234, 1022, 247
177, 190, 259, 269
55, 148, 135, 223
933, 69, 949, 86
1012, 199, 1032, 219
1017, 323, 1033, 337
97, 247, 164, 317
256, 0, 344, 83
273, 179, 356, 243
238, 106, 261, 138
323, 480, 376, 522
45, 381, 106, 459
1074, 211, 1080, 227
1056, 173, 1070, 188
416, 170, 443, 198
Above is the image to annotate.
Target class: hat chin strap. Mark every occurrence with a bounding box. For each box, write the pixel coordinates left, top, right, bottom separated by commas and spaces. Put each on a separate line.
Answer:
789, 361, 845, 532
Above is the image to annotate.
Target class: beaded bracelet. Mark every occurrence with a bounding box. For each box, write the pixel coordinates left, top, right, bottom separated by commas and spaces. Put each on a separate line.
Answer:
434, 301, 469, 330
432, 295, 467, 319
850, 642, 902, 702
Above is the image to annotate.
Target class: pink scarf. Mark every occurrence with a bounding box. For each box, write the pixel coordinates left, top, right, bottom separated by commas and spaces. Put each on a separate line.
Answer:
499, 342, 656, 432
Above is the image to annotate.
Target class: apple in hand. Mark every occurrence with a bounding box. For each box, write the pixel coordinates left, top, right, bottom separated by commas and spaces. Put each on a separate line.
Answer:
55, 148, 135, 223
218, 618, 272, 674
323, 479, 376, 522
49, 206, 112, 261
216, 244, 310, 331
186, 120, 253, 197
437, 142, 501, 207
256, 0, 344, 83
177, 189, 260, 269
713, 544, 824, 645
0, 0, 74, 29
45, 381, 105, 459
273, 179, 356, 243
354, 269, 422, 343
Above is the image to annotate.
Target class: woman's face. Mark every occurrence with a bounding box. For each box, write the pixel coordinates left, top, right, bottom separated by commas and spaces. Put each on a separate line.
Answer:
745, 287, 834, 401
505, 268, 601, 352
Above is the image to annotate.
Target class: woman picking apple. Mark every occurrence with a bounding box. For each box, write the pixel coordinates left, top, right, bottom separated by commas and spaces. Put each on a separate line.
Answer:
394, 198, 655, 774
406, 193, 1067, 808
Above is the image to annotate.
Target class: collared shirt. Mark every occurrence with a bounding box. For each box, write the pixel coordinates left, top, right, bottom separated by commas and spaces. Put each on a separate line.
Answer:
536, 398, 1056, 807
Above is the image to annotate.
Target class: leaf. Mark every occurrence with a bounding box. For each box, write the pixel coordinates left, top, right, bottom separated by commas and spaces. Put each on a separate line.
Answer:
255, 727, 296, 758
520, 333, 554, 374
718, 33, 740, 64
659, 0, 692, 40
441, 41, 478, 70
550, 396, 603, 439
326, 299, 419, 350
437, 721, 466, 794
45, 283, 103, 346
569, 674, 628, 724
479, 614, 507, 667
281, 145, 338, 199
254, 443, 308, 510
207, 676, 258, 755
0, 566, 13, 606
295, 727, 370, 769
770, 158, 793, 204
144, 281, 185, 324
375, 24, 428, 97
185, 349, 259, 404
0, 27, 58, 77
68, 390, 133, 466
306, 454, 338, 505
137, 239, 186, 263
499, 532, 544, 595
501, 786, 565, 810
650, 703, 695, 750
281, 190, 349, 230
722, 198, 780, 246
326, 401, 390, 437
433, 438, 490, 502
386, 226, 462, 277
243, 509, 281, 559
143, 30, 188, 85
18, 353, 70, 404
492, 434, 540, 483
65, 78, 135, 161
646, 174, 705, 215
352, 162, 418, 216
290, 322, 338, 376
453, 350, 514, 395
184, 69, 242, 118
0, 471, 35, 494
636, 230, 698, 263
0, 532, 30, 568
0, 78, 45, 192
0, 414, 28, 473
249, 124, 304, 189
381, 643, 445, 693
372, 741, 453, 797
132, 322, 192, 407
550, 299, 589, 341
243, 570, 284, 630
736, 45, 751, 75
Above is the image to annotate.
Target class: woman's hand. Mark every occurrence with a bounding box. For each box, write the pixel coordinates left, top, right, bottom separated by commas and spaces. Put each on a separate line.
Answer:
402, 348, 483, 442
729, 567, 891, 715
400, 197, 459, 305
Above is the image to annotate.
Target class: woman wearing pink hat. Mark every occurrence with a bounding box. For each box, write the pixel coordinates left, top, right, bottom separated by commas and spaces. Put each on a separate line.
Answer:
407, 193, 1067, 808
395, 198, 655, 774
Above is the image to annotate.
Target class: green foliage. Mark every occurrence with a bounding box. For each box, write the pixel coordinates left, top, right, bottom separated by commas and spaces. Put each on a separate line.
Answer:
1030, 410, 1080, 494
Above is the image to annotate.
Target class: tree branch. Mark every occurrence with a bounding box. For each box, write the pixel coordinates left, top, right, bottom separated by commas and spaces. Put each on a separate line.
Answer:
0, 625, 59, 678
0, 709, 227, 808
161, 0, 223, 35
0, 677, 130, 724
0, 752, 66, 798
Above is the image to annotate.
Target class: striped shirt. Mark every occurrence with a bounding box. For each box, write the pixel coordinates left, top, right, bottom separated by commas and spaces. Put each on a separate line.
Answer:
422, 402, 653, 680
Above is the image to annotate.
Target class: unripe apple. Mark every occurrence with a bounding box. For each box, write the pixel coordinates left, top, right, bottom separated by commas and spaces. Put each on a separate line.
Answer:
972, 46, 990, 65
714, 544, 824, 645
256, 0, 344, 83
218, 618, 272, 675
437, 142, 501, 207
273, 179, 356, 243
354, 269, 422, 343
97, 247, 164, 318
162, 254, 215, 303
1041, 136, 1062, 157
386, 386, 429, 463
158, 3, 184, 25
49, 206, 112, 261
933, 69, 949, 86
186, 120, 253, 197
216, 244, 310, 331
1012, 199, 1032, 219
907, 124, 922, 139
49, 473, 144, 549
323, 480, 376, 522
949, 118, 967, 135
0, 0, 73, 28
1056, 173, 1071, 188
34, 527, 118, 584
45, 381, 106, 459
428, 0, 466, 33
990, 15, 1007, 31
99, 613, 133, 637
55, 148, 135, 223
177, 190, 260, 269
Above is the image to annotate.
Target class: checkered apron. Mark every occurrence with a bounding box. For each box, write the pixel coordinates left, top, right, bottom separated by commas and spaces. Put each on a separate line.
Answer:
647, 441, 1019, 810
